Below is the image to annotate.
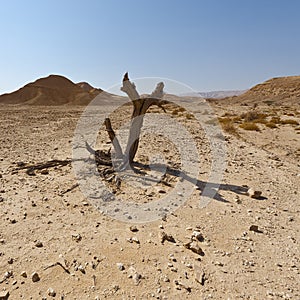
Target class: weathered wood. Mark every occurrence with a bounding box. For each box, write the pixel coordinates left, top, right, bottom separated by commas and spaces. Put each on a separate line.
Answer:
119, 73, 165, 167
104, 117, 123, 159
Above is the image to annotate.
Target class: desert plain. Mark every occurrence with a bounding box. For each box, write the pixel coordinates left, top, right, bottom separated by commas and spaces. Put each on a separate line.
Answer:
0, 75, 299, 299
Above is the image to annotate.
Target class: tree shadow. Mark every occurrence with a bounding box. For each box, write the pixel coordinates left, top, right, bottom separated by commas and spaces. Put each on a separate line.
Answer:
131, 162, 254, 203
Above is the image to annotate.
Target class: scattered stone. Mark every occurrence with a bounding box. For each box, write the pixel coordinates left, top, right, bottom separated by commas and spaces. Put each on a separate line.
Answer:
78, 265, 85, 274
174, 280, 191, 292
184, 241, 204, 256
195, 269, 206, 285
7, 258, 13, 264
47, 288, 56, 297
0, 290, 9, 300
192, 231, 204, 242
72, 233, 82, 242
4, 271, 13, 280
129, 225, 139, 232
131, 237, 140, 244
127, 266, 143, 285
35, 240, 43, 248
20, 271, 27, 278
127, 237, 140, 244
249, 225, 263, 233
160, 232, 176, 244
247, 188, 262, 199
116, 263, 125, 271
31, 272, 40, 282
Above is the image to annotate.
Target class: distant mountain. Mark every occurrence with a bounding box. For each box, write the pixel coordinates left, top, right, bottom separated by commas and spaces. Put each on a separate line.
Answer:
183, 90, 247, 99
0, 75, 102, 105
219, 75, 300, 105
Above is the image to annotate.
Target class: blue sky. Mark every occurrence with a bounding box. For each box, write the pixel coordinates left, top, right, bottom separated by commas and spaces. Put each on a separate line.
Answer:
1, 0, 300, 94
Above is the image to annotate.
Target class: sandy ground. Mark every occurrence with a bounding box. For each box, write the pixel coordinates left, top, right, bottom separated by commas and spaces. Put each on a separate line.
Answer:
0, 99, 299, 299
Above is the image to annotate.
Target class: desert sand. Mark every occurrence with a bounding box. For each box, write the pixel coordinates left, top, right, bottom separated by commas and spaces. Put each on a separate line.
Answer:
0, 75, 299, 299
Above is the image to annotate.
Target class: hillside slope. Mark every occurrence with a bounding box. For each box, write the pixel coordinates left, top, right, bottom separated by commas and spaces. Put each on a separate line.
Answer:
0, 75, 102, 105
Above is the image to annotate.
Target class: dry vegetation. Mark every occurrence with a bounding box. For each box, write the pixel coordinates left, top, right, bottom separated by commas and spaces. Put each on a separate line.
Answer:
218, 108, 300, 135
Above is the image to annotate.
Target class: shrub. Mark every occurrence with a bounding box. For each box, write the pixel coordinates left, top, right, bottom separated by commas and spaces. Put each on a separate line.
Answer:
241, 111, 268, 123
239, 122, 260, 131
280, 119, 299, 125
185, 113, 194, 120
265, 122, 277, 129
270, 116, 281, 124
218, 117, 238, 135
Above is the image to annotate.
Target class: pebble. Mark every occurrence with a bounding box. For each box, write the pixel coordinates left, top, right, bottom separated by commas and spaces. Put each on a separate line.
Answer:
78, 265, 85, 274
184, 241, 205, 256
31, 272, 40, 282
35, 240, 43, 248
21, 271, 27, 278
47, 288, 56, 297
127, 266, 142, 285
7, 258, 13, 264
117, 263, 125, 271
192, 231, 204, 242
247, 188, 262, 199
249, 225, 263, 233
195, 269, 206, 285
72, 233, 82, 242
160, 232, 176, 244
129, 225, 139, 232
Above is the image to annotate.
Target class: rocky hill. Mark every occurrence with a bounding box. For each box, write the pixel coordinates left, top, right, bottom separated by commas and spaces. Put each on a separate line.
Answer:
0, 75, 102, 105
219, 76, 300, 106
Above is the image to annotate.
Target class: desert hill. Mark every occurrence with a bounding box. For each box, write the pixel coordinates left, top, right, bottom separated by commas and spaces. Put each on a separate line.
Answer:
218, 75, 300, 106
0, 75, 102, 105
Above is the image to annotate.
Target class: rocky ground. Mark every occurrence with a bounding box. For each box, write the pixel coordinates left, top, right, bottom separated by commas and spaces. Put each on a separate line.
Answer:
0, 99, 299, 299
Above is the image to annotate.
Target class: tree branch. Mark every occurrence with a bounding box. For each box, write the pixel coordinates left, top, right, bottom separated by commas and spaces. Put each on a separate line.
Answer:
120, 72, 140, 101
104, 118, 124, 159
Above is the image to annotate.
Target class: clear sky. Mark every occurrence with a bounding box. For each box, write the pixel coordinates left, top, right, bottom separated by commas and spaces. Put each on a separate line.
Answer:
1, 0, 300, 94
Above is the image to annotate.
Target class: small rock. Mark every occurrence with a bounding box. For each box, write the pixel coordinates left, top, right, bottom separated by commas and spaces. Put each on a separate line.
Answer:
20, 271, 27, 278
40, 169, 49, 175
160, 232, 176, 244
31, 272, 40, 282
35, 240, 43, 248
7, 258, 13, 264
192, 231, 204, 242
247, 188, 262, 199
131, 237, 140, 244
129, 225, 139, 232
78, 265, 85, 274
249, 225, 263, 233
116, 263, 125, 271
0, 291, 9, 300
184, 241, 204, 256
4, 271, 13, 280
72, 233, 82, 242
47, 288, 56, 297
127, 266, 143, 285
195, 269, 206, 285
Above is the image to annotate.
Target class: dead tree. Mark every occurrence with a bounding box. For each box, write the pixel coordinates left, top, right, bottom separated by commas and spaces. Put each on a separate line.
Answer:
104, 73, 166, 170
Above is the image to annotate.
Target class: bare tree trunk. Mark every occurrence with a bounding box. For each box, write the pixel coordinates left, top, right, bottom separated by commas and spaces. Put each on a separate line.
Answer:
104, 73, 165, 169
